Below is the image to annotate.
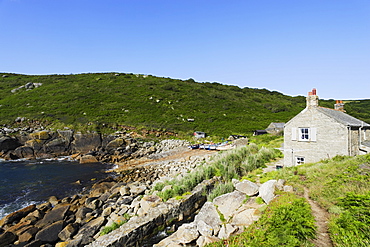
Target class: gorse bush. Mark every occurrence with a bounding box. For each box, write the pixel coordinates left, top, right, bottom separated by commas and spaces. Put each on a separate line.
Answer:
206, 193, 316, 247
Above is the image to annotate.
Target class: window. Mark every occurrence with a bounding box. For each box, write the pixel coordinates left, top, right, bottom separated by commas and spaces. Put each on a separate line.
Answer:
296, 156, 305, 165
299, 128, 309, 141
291, 127, 316, 141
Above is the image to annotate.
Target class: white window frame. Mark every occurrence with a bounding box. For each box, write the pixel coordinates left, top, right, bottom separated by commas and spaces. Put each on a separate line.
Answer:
292, 127, 317, 142
296, 156, 305, 165
299, 128, 310, 141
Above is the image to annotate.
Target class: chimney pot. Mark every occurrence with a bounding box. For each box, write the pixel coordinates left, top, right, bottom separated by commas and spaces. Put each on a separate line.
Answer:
334, 100, 345, 112
306, 88, 319, 108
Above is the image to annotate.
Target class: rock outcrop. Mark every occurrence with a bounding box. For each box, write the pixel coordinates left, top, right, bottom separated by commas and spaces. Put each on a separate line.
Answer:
0, 127, 191, 165
154, 178, 294, 247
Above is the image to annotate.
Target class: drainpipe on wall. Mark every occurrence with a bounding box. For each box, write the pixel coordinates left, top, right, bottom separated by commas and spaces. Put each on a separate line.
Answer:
359, 122, 364, 153
348, 126, 351, 156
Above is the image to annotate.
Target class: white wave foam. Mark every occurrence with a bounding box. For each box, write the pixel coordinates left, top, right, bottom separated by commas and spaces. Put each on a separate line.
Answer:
0, 199, 41, 219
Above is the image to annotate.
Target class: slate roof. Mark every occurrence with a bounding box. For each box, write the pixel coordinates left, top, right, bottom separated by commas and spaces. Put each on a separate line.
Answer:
318, 107, 370, 128
270, 122, 285, 129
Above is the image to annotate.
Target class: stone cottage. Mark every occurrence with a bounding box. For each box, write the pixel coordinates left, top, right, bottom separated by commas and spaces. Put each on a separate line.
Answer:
266, 122, 285, 135
284, 89, 370, 167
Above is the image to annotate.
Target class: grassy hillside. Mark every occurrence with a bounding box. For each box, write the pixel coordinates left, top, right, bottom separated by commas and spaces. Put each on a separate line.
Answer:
0, 72, 368, 137
343, 99, 370, 124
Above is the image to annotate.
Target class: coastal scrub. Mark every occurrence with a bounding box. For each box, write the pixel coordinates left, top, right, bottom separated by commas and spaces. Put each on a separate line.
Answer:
153, 143, 281, 201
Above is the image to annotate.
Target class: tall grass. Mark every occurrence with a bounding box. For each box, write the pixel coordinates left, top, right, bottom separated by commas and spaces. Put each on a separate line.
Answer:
208, 182, 235, 202
154, 144, 281, 201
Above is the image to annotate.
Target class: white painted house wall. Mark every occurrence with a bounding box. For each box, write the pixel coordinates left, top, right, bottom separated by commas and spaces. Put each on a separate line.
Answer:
284, 108, 348, 167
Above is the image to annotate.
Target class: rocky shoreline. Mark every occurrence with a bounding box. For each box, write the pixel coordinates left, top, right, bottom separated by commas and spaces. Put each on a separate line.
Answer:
0, 127, 285, 247
0, 127, 172, 164
0, 134, 218, 246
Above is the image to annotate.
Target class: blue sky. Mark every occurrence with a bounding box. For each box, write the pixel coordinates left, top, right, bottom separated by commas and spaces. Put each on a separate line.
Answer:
1, 0, 369, 100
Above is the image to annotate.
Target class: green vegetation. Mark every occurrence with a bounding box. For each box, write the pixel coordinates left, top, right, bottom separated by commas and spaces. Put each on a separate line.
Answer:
208, 182, 235, 202
100, 221, 125, 236
329, 192, 370, 247
249, 134, 284, 148
253, 154, 370, 246
2, 73, 370, 244
0, 72, 307, 137
255, 197, 265, 205
153, 143, 281, 201
344, 99, 370, 124
1, 73, 368, 137
100, 213, 131, 236
207, 193, 316, 247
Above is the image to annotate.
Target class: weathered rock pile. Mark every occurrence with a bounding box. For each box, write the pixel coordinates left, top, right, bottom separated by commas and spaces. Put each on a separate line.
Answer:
10, 82, 42, 93
120, 150, 213, 184
86, 178, 217, 247
0, 129, 190, 164
0, 143, 215, 247
154, 179, 294, 247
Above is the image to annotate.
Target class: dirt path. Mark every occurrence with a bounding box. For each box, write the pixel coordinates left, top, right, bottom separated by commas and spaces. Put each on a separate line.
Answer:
304, 188, 333, 247
263, 159, 333, 246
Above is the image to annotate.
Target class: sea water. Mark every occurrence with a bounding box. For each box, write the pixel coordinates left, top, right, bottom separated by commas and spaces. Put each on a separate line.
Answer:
0, 158, 113, 219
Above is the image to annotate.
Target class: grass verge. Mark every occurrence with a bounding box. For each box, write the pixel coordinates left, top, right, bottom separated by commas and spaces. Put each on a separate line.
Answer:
254, 154, 370, 246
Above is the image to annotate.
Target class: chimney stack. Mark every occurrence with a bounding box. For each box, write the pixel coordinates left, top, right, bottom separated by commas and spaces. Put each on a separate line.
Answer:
334, 100, 345, 112
306, 88, 319, 108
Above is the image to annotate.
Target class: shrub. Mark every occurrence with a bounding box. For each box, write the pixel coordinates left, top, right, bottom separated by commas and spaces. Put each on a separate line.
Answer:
153, 182, 165, 191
